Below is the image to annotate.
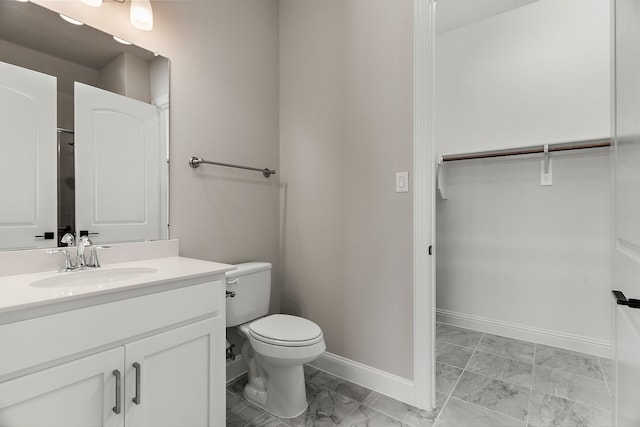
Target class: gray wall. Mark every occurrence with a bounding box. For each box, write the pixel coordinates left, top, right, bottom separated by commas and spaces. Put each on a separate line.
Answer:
40, 0, 415, 379
279, 0, 414, 379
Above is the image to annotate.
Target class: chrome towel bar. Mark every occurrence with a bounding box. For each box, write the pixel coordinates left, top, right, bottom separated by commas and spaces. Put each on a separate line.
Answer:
188, 156, 276, 178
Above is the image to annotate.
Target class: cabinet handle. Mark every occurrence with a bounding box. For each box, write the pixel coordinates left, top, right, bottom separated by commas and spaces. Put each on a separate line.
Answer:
112, 370, 122, 414
133, 362, 141, 405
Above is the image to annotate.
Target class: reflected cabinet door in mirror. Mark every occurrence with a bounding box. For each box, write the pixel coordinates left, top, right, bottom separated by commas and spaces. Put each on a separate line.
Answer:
0, 62, 57, 249
75, 82, 162, 244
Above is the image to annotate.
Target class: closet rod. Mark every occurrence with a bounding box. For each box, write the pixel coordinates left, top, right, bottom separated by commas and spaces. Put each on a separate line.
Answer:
441, 139, 610, 162
188, 156, 276, 178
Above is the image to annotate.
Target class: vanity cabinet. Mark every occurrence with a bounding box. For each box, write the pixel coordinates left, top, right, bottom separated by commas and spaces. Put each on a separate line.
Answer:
0, 273, 226, 427
0, 347, 124, 427
123, 317, 221, 427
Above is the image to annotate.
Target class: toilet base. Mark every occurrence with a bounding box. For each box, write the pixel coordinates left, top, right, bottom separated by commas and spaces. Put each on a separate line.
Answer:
241, 341, 311, 418
244, 384, 308, 419
244, 359, 309, 418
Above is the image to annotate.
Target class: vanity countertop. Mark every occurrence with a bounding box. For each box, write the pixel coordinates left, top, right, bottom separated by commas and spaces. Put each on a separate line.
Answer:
0, 256, 235, 318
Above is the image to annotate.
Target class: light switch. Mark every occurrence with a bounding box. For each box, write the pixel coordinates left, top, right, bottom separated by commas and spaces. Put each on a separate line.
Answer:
396, 172, 409, 193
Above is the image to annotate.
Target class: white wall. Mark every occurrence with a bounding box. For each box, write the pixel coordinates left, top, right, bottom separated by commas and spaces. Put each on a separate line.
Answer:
436, 0, 610, 156
279, 0, 414, 379
98, 53, 151, 103
437, 150, 612, 355
435, 0, 612, 356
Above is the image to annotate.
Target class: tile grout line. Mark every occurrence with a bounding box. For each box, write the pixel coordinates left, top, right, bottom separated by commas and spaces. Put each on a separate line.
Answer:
597, 356, 613, 397
453, 331, 532, 425
447, 396, 528, 426
539, 366, 608, 384
432, 332, 485, 426
471, 347, 534, 365
532, 346, 614, 414
537, 346, 607, 383
307, 378, 364, 424
529, 386, 613, 415
527, 342, 538, 427
529, 344, 613, 423
308, 373, 405, 426
344, 381, 434, 426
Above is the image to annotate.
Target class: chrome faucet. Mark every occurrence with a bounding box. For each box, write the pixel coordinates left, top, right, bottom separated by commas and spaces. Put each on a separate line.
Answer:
77, 235, 92, 268
47, 233, 110, 271
46, 233, 78, 271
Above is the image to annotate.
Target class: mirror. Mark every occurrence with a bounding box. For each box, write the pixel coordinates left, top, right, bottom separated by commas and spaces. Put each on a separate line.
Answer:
0, 0, 169, 250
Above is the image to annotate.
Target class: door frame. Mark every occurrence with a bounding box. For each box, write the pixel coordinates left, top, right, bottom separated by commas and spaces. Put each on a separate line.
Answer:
413, 0, 437, 410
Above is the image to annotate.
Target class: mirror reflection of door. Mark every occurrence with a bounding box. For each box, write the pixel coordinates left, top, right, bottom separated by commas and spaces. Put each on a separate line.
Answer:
0, 61, 57, 249
75, 83, 162, 244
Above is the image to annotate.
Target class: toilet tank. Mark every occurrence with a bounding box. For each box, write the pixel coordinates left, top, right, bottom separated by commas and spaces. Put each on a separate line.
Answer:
226, 262, 272, 327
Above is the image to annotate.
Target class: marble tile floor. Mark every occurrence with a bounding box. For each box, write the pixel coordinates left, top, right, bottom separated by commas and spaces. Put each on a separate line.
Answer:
227, 323, 615, 426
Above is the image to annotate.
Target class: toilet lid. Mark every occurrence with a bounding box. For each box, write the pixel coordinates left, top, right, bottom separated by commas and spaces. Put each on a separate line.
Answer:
249, 314, 322, 344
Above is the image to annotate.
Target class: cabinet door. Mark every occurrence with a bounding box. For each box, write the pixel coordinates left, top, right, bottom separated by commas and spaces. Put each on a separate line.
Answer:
0, 347, 125, 427
124, 316, 224, 427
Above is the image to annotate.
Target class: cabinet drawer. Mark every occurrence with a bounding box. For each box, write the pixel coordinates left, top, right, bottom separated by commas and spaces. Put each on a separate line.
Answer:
0, 280, 223, 379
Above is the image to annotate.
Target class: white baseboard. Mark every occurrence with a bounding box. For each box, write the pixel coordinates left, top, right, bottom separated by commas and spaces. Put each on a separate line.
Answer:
226, 355, 247, 384
309, 352, 415, 406
436, 309, 612, 359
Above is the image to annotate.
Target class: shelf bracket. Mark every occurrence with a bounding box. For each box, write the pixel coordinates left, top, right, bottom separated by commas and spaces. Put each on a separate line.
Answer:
437, 157, 448, 199
540, 144, 552, 186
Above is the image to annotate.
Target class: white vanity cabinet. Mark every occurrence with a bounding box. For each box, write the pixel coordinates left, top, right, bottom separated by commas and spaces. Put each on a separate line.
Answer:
0, 347, 125, 427
123, 317, 221, 427
0, 267, 227, 427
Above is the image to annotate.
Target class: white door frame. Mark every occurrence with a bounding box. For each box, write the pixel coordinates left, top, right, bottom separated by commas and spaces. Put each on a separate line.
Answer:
413, 0, 436, 410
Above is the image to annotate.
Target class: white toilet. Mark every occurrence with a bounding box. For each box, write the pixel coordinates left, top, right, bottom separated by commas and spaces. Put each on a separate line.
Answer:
226, 262, 325, 418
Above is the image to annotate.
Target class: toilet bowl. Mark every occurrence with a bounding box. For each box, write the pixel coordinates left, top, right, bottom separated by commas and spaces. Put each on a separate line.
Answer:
237, 314, 325, 417
226, 263, 326, 418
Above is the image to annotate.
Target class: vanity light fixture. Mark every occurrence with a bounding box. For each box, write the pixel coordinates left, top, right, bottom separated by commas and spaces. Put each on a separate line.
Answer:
15, 0, 29, 3
113, 35, 132, 45
130, 0, 153, 31
59, 14, 84, 26
80, 0, 103, 7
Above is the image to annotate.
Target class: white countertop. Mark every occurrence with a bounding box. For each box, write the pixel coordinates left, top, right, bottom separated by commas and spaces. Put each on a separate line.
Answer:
0, 256, 235, 316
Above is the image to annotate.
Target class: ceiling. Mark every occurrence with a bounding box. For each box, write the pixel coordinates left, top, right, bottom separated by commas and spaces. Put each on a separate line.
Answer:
1, 0, 538, 66
436, 0, 539, 34
0, 0, 154, 70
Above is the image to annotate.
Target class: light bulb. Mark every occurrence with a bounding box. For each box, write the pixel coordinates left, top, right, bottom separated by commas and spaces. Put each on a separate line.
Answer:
113, 36, 132, 45
130, 0, 153, 31
59, 14, 84, 26
81, 0, 102, 7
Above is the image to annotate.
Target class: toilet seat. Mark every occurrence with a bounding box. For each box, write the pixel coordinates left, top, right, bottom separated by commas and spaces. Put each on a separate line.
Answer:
248, 314, 323, 347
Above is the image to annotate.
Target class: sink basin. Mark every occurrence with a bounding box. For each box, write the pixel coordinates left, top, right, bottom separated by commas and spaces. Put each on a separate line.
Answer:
31, 267, 158, 288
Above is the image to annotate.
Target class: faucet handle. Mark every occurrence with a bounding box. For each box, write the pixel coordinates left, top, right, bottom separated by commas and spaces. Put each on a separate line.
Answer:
60, 233, 75, 247
79, 235, 92, 247
88, 246, 111, 268
46, 248, 76, 272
